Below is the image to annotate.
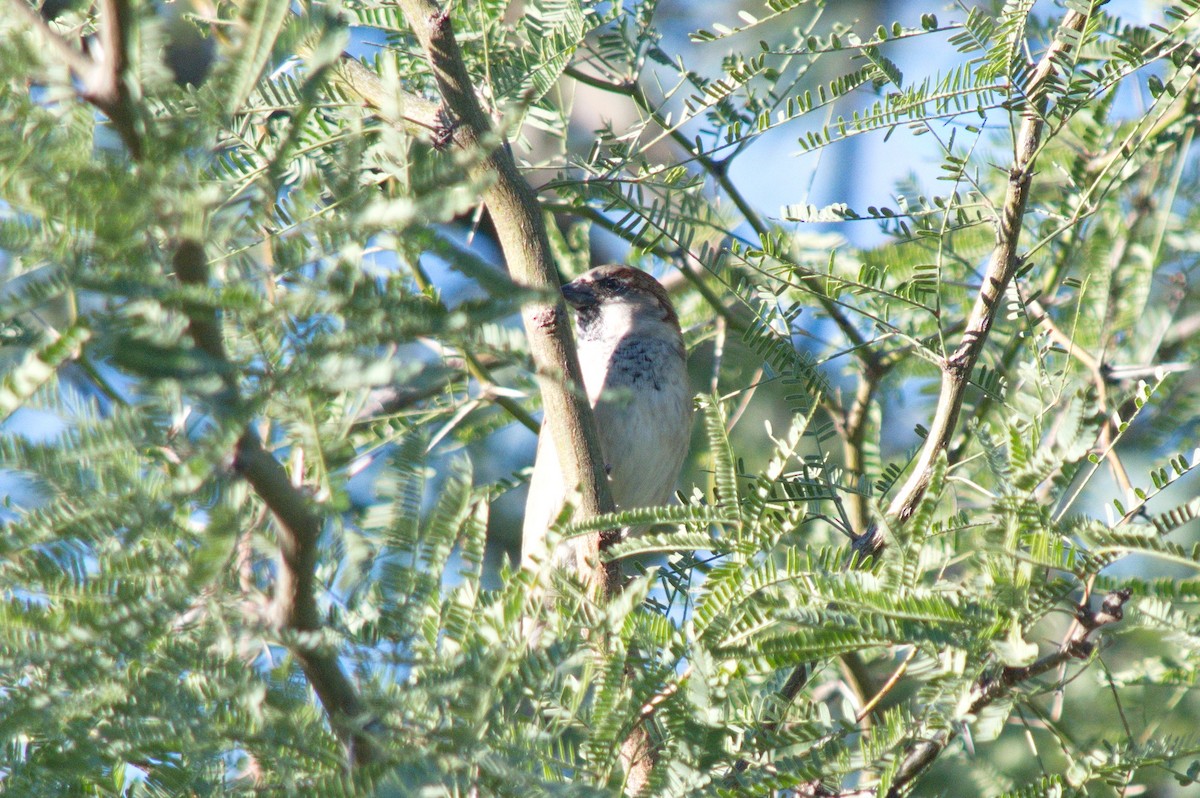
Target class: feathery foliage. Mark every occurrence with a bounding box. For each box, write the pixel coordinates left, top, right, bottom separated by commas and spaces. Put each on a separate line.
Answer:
3, 0, 1200, 795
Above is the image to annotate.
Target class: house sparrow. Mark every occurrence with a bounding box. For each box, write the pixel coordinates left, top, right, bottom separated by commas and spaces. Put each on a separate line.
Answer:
522, 265, 692, 572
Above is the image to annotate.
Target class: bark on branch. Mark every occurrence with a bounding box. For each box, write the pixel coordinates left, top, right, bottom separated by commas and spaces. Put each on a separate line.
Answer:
7, 0, 143, 157
174, 241, 376, 766
857, 6, 1094, 556
15, 0, 376, 765
383, 4, 657, 790
878, 588, 1132, 797
392, 0, 618, 596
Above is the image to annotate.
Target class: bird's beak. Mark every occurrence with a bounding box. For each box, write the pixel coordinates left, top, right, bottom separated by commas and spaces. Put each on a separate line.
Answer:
560, 279, 597, 310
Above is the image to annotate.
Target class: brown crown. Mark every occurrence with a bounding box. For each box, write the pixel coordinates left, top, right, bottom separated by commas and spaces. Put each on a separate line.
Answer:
575, 264, 678, 326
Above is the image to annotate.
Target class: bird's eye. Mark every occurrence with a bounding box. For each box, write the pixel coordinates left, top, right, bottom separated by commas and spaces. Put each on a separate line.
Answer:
598, 276, 623, 292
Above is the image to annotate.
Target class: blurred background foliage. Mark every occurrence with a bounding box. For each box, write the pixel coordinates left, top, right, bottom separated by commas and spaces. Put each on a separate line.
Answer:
2, 0, 1200, 795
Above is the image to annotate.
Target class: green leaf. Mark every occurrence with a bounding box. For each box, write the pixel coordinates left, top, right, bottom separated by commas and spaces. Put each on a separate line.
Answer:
225, 0, 293, 114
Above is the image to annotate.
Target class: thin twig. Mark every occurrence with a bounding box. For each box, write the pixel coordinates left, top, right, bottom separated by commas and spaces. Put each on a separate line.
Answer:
329, 54, 444, 139
84, 0, 141, 157
840, 362, 884, 537
855, 647, 917, 723
463, 349, 540, 433
1023, 291, 1134, 498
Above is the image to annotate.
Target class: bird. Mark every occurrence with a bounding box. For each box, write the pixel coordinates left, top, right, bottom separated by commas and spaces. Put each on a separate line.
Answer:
522, 264, 692, 574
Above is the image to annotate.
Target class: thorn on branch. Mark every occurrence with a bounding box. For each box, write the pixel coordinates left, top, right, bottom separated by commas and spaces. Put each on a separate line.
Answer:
432, 107, 457, 150
1080, 587, 1133, 631
1008, 164, 1030, 188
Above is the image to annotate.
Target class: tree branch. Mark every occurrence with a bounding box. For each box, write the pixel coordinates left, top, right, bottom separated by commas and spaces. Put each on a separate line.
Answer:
232, 431, 375, 762
762, 6, 1101, 788
386, 6, 664, 791
8, 0, 143, 156
859, 6, 1094, 555
16, 0, 373, 764
393, 0, 618, 596
329, 55, 444, 140
879, 588, 1131, 797
838, 362, 884, 537
173, 240, 376, 766
5, 0, 93, 75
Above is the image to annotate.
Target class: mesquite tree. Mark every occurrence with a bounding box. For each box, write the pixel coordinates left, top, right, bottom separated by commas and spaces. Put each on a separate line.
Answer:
2, 0, 1200, 795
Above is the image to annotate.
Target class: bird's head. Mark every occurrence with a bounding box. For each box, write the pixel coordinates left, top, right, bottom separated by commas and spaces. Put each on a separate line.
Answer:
560, 265, 679, 341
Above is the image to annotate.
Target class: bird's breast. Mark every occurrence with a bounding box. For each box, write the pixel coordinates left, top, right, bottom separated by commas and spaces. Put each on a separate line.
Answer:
582, 334, 691, 511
